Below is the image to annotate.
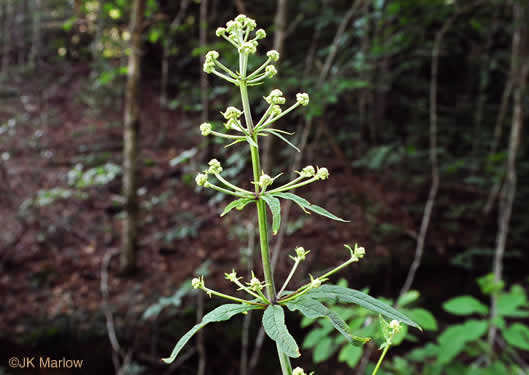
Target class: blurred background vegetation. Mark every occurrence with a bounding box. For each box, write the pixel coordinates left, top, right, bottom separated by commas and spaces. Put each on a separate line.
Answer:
0, 0, 528, 374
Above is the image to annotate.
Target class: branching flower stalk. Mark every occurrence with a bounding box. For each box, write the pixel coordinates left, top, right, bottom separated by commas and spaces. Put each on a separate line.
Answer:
162, 15, 421, 375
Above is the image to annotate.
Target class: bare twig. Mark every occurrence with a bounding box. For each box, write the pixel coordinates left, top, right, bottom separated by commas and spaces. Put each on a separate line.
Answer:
488, 0, 528, 350
399, 1, 482, 299
100, 248, 122, 373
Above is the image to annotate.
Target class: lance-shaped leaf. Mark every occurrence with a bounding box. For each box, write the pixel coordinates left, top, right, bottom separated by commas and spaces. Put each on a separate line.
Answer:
162, 304, 262, 364
286, 296, 370, 346
221, 198, 255, 217
305, 285, 422, 331
260, 128, 300, 152
262, 305, 301, 358
260, 194, 281, 234
272, 192, 348, 222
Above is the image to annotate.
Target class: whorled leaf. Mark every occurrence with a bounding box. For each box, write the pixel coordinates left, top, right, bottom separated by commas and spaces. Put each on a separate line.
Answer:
286, 296, 370, 346
272, 192, 348, 222
262, 304, 300, 358
260, 194, 281, 234
220, 198, 255, 217
162, 304, 262, 364
305, 285, 421, 330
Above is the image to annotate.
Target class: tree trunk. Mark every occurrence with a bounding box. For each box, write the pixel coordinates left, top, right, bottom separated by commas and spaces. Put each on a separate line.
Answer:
29, 0, 41, 69
121, 0, 146, 274
488, 0, 528, 349
2, 0, 13, 75
197, 2, 208, 373
16, 0, 25, 66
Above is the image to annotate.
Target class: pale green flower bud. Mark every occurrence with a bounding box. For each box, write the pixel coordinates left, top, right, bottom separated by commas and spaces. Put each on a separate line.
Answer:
203, 60, 215, 74
216, 27, 226, 37
222, 106, 242, 120
225, 269, 238, 282
389, 320, 402, 334
295, 246, 309, 261
270, 105, 282, 117
225, 118, 239, 130
239, 41, 258, 55
200, 122, 212, 136
208, 159, 223, 174
192, 277, 204, 289
206, 50, 219, 60
203, 51, 219, 74
296, 92, 310, 106
226, 20, 243, 34
265, 65, 277, 77
247, 272, 264, 291
259, 174, 273, 189
255, 29, 266, 39
293, 368, 307, 375
234, 14, 247, 24
264, 89, 285, 105
195, 173, 208, 187
246, 18, 257, 31
310, 275, 322, 289
316, 167, 329, 180
355, 245, 365, 259
267, 50, 280, 62
300, 165, 315, 178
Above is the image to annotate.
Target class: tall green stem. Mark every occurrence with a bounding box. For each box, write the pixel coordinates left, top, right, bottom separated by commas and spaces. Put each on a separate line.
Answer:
239, 69, 292, 375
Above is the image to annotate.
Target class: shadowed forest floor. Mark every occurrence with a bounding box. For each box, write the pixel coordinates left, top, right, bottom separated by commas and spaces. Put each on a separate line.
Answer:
0, 66, 498, 373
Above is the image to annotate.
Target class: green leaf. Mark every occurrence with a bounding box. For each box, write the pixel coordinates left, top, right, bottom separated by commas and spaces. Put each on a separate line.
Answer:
496, 292, 529, 317
272, 192, 348, 222
261, 129, 300, 152
442, 296, 488, 316
338, 344, 363, 368
261, 194, 281, 234
305, 285, 421, 330
313, 337, 335, 363
396, 290, 420, 307
407, 308, 438, 331
504, 323, 529, 351
245, 135, 258, 148
437, 320, 488, 364
286, 297, 370, 346
162, 304, 262, 363
220, 198, 255, 217
262, 305, 300, 358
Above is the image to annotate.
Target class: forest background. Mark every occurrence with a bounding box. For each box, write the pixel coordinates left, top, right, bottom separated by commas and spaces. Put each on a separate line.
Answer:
0, 0, 528, 374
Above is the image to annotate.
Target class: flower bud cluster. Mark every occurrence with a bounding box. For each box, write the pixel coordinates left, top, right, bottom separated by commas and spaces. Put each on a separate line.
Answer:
259, 174, 273, 189
216, 15, 259, 48
208, 159, 223, 174
309, 274, 323, 289
347, 243, 366, 262
195, 172, 208, 187
239, 40, 258, 55
299, 165, 315, 178
247, 272, 266, 292
290, 246, 310, 262
200, 122, 212, 136
267, 50, 280, 61
296, 92, 310, 106
389, 320, 402, 335
293, 368, 312, 375
315, 167, 329, 180
265, 89, 286, 105
203, 51, 219, 73
224, 270, 239, 282
192, 276, 205, 289
265, 65, 277, 78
